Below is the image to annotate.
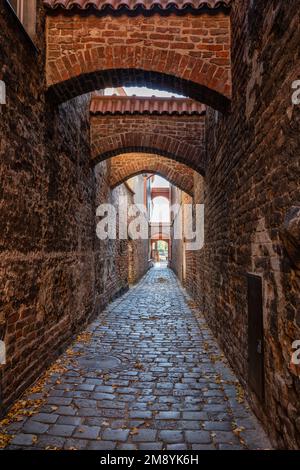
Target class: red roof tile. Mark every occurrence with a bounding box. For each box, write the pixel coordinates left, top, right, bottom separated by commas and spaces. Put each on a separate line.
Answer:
90, 95, 206, 115
43, 0, 232, 13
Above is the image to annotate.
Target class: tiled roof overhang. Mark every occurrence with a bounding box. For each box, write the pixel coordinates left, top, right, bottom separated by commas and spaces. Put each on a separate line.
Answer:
90, 96, 206, 115
43, 0, 232, 14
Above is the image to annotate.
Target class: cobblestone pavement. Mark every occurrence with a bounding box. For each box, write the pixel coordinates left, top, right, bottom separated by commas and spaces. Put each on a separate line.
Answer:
3, 267, 271, 450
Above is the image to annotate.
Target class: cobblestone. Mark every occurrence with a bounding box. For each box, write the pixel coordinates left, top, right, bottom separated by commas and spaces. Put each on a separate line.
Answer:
3, 267, 271, 450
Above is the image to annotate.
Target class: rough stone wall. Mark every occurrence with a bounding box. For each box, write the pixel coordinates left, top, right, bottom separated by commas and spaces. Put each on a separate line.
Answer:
187, 0, 300, 449
0, 5, 147, 415
46, 12, 231, 109
91, 114, 206, 173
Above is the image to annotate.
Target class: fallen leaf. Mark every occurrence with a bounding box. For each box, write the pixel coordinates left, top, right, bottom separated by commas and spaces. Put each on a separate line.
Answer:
130, 427, 139, 436
134, 362, 144, 370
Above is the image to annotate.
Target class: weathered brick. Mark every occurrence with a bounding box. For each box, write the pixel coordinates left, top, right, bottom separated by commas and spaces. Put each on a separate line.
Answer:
46, 13, 231, 110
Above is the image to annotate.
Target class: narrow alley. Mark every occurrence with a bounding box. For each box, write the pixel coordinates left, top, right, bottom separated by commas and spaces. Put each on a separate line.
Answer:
3, 267, 270, 451
1, 0, 300, 455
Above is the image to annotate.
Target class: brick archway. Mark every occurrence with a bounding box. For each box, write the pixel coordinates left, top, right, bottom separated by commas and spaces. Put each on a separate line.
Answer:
151, 187, 170, 201
44, 1, 232, 112
109, 153, 194, 196
90, 96, 206, 173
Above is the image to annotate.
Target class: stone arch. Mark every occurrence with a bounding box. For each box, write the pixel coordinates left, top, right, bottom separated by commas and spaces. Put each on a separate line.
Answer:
91, 113, 206, 173
45, 5, 232, 112
109, 153, 194, 195
152, 233, 171, 241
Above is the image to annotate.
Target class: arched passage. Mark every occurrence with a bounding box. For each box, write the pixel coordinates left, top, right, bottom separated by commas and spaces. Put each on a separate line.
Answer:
90, 96, 206, 173
151, 187, 171, 202
109, 153, 195, 196
44, 0, 232, 112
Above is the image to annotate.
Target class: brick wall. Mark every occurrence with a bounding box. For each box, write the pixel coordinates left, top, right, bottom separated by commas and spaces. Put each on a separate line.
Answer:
128, 239, 149, 285
0, 5, 148, 415
46, 12, 231, 110
91, 114, 206, 173
170, 187, 194, 285
109, 153, 194, 196
184, 173, 205, 300
170, 187, 184, 282
94, 161, 132, 311
185, 0, 300, 449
